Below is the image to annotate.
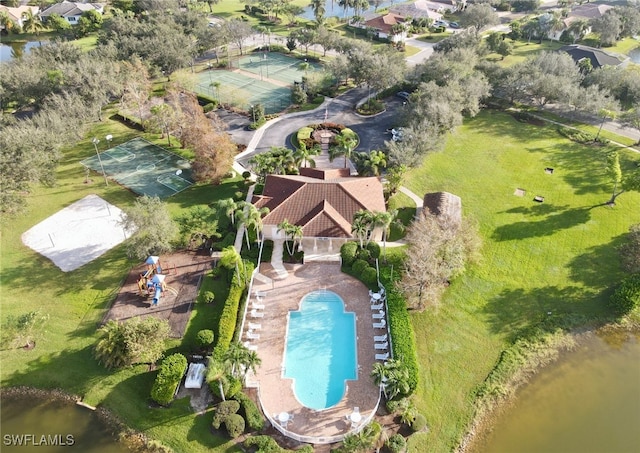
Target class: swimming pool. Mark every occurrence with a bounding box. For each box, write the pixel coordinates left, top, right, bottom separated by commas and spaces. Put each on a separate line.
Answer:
284, 290, 357, 410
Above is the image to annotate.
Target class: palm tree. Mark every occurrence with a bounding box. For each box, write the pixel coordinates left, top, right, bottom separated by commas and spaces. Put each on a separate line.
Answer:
351, 210, 373, 248
371, 361, 391, 399
0, 11, 17, 34
215, 198, 238, 226
309, 0, 326, 24
365, 150, 387, 176
342, 421, 381, 452
373, 210, 396, 261
242, 349, 261, 379
21, 9, 45, 36
238, 204, 268, 250
293, 141, 321, 168
379, 359, 411, 400
330, 133, 357, 169
223, 342, 246, 378
206, 360, 229, 401
220, 245, 243, 280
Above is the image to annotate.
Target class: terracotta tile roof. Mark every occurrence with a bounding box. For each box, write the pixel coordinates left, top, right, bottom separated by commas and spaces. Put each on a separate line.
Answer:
364, 13, 406, 35
423, 192, 462, 225
253, 171, 386, 238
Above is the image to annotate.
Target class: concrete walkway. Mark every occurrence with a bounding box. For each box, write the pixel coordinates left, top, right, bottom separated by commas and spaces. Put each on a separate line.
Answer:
399, 186, 424, 219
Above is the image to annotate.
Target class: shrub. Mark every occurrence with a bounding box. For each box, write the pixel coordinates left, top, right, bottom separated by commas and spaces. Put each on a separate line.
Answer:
225, 413, 245, 438
366, 241, 381, 259
196, 330, 214, 348
341, 241, 358, 266
297, 126, 313, 141
150, 353, 188, 405
352, 259, 369, 274
386, 434, 407, 453
410, 413, 427, 432
199, 291, 215, 303
203, 102, 218, 113
610, 274, 640, 315
357, 248, 371, 262
212, 400, 240, 429
362, 266, 378, 286
210, 373, 242, 400
243, 435, 282, 452
242, 171, 252, 181
234, 392, 265, 431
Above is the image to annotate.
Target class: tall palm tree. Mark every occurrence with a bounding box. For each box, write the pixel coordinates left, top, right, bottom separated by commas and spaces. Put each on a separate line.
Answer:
21, 9, 45, 36
351, 210, 373, 248
206, 360, 229, 401
365, 150, 387, 176
373, 210, 396, 261
242, 349, 261, 379
238, 204, 268, 250
309, 0, 326, 24
293, 141, 321, 168
223, 342, 246, 378
277, 220, 295, 255
220, 245, 243, 280
215, 198, 238, 226
330, 133, 357, 169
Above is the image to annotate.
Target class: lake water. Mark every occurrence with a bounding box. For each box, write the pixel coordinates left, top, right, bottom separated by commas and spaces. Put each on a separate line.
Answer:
0, 41, 42, 63
300, 0, 396, 21
471, 331, 640, 453
0, 396, 129, 452
629, 47, 640, 64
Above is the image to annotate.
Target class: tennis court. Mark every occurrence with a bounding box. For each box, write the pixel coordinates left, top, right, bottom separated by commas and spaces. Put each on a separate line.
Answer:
197, 53, 325, 114
80, 138, 195, 198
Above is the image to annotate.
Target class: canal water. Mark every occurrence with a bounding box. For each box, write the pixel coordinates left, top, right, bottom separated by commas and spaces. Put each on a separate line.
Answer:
0, 41, 42, 63
0, 396, 129, 452
471, 331, 640, 453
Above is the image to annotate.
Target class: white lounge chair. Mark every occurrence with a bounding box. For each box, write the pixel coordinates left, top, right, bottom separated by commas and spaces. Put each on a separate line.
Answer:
243, 341, 258, 351
375, 342, 388, 350
374, 334, 387, 342
373, 320, 386, 329
375, 352, 389, 361
371, 303, 384, 310
252, 302, 265, 310
246, 330, 260, 340
250, 309, 264, 318
248, 322, 261, 330
372, 310, 386, 319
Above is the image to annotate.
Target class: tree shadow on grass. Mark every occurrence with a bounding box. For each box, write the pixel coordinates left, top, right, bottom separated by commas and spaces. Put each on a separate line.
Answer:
567, 232, 628, 292
482, 285, 604, 342
492, 206, 592, 241
502, 203, 570, 217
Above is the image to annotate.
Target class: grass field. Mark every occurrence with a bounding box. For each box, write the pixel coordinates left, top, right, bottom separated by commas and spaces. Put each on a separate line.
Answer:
400, 110, 640, 452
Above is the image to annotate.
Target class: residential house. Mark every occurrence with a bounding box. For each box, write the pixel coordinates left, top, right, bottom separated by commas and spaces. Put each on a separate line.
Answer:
422, 192, 462, 226
549, 3, 614, 41
0, 5, 40, 30
362, 13, 408, 43
559, 44, 623, 70
431, 0, 466, 13
39, 1, 104, 26
252, 167, 386, 251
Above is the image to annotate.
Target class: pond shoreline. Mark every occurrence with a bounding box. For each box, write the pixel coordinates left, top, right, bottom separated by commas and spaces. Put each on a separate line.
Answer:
456, 321, 640, 453
0, 386, 170, 452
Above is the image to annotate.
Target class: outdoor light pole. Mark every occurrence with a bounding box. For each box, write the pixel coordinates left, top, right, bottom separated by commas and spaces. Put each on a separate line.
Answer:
250, 104, 256, 123
92, 137, 108, 186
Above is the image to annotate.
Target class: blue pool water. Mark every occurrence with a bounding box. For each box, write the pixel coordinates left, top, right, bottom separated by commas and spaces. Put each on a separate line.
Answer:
284, 290, 357, 410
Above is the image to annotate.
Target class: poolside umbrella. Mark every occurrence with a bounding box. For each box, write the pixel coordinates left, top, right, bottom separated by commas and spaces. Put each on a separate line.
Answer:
151, 274, 166, 284
145, 256, 159, 265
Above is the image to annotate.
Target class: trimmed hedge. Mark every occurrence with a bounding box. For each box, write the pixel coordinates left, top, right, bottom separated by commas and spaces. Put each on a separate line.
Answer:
366, 241, 381, 259
352, 259, 369, 274
411, 413, 427, 432
340, 241, 358, 266
362, 266, 378, 286
386, 433, 407, 453
610, 274, 640, 315
234, 391, 265, 431
212, 400, 240, 429
213, 261, 255, 359
196, 330, 214, 348
225, 413, 245, 438
150, 353, 187, 405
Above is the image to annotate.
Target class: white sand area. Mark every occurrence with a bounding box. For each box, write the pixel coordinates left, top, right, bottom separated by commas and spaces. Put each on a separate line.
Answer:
21, 194, 135, 272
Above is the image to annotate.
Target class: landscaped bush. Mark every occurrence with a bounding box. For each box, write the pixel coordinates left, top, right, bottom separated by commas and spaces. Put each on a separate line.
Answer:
150, 353, 187, 406
341, 242, 358, 266
234, 392, 265, 431
243, 435, 281, 452
357, 248, 372, 262
210, 374, 242, 400
212, 400, 240, 429
410, 413, 427, 432
199, 291, 215, 303
366, 241, 381, 259
610, 274, 640, 315
386, 433, 407, 453
352, 259, 369, 274
212, 232, 236, 251
196, 330, 214, 349
225, 413, 245, 438
362, 266, 378, 286
297, 127, 313, 143
213, 262, 254, 359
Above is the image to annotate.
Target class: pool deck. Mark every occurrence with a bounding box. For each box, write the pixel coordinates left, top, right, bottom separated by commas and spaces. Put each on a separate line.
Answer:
245, 262, 383, 444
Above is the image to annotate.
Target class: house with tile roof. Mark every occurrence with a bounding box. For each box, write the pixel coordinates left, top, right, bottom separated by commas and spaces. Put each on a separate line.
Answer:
390, 0, 443, 21
559, 44, 623, 70
39, 1, 104, 26
252, 167, 386, 247
362, 13, 408, 43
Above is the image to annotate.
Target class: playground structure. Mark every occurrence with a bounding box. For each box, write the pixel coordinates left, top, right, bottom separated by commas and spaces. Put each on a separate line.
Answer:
137, 256, 178, 306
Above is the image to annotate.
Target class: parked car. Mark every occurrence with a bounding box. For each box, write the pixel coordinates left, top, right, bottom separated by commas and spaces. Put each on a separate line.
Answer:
396, 91, 411, 101
449, 21, 460, 29
434, 20, 449, 28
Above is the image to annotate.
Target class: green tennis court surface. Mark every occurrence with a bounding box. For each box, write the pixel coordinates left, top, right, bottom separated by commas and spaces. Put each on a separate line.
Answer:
238, 53, 322, 85
80, 138, 194, 198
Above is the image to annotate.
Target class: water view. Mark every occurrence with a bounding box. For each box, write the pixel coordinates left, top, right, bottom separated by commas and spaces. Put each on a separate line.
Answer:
471, 331, 640, 453
629, 46, 640, 64
0, 41, 42, 63
0, 396, 129, 452
300, 0, 397, 21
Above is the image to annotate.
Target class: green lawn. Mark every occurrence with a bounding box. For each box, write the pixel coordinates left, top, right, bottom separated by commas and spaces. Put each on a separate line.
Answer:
400, 110, 640, 452
484, 39, 565, 66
